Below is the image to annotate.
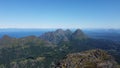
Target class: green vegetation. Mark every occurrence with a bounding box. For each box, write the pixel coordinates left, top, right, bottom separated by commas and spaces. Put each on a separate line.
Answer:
0, 29, 120, 68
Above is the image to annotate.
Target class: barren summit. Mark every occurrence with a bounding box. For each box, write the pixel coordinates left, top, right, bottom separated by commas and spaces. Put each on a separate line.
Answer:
55, 49, 119, 68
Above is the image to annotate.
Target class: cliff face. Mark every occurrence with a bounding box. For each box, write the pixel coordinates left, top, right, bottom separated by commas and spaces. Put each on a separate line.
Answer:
55, 49, 119, 68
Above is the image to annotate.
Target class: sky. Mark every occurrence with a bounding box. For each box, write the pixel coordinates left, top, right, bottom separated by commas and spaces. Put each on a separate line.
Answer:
0, 0, 120, 29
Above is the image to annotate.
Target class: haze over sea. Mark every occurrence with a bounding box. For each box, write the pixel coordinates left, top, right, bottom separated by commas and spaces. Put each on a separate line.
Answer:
0, 29, 55, 38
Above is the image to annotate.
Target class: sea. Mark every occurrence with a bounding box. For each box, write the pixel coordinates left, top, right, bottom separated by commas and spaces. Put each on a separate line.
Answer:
0, 29, 56, 38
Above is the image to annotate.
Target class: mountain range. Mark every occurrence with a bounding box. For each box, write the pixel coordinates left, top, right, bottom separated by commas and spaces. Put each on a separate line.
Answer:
0, 29, 120, 68
40, 29, 87, 44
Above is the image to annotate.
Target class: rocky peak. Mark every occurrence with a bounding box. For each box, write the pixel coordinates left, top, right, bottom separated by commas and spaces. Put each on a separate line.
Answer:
40, 29, 72, 44
71, 29, 88, 40
40, 29, 88, 44
73, 29, 85, 36
65, 29, 72, 33
55, 29, 64, 33
55, 49, 119, 68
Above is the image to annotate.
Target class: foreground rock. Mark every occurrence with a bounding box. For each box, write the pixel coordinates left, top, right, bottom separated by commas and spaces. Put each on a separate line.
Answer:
55, 49, 119, 68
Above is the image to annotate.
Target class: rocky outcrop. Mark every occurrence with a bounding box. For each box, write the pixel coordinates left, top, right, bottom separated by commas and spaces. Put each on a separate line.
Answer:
55, 49, 119, 68
40, 29, 72, 44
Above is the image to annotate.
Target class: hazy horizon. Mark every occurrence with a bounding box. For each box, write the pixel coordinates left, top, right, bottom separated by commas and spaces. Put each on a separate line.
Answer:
1, 27, 115, 29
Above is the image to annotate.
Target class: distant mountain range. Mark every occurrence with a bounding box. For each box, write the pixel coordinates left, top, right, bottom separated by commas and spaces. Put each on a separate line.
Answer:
0, 29, 120, 42
0, 29, 120, 68
40, 29, 88, 44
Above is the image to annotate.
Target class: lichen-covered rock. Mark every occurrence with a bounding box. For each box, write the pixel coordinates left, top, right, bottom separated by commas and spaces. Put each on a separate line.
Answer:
55, 49, 119, 68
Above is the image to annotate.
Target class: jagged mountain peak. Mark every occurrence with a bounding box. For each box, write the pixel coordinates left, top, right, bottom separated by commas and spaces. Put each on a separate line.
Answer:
40, 29, 73, 44
71, 29, 88, 40
55, 29, 64, 33
73, 29, 85, 35
40, 29, 88, 44
75, 29, 82, 32
65, 29, 71, 32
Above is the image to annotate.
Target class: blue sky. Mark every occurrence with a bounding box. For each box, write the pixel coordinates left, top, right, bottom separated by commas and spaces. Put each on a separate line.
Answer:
0, 0, 120, 29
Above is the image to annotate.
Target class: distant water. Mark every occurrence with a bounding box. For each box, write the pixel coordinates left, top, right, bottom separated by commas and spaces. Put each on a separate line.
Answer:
0, 29, 56, 38
0, 29, 77, 38
0, 29, 120, 42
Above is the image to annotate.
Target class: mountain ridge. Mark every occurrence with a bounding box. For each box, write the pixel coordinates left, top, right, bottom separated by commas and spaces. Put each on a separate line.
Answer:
40, 29, 88, 44
55, 49, 119, 68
